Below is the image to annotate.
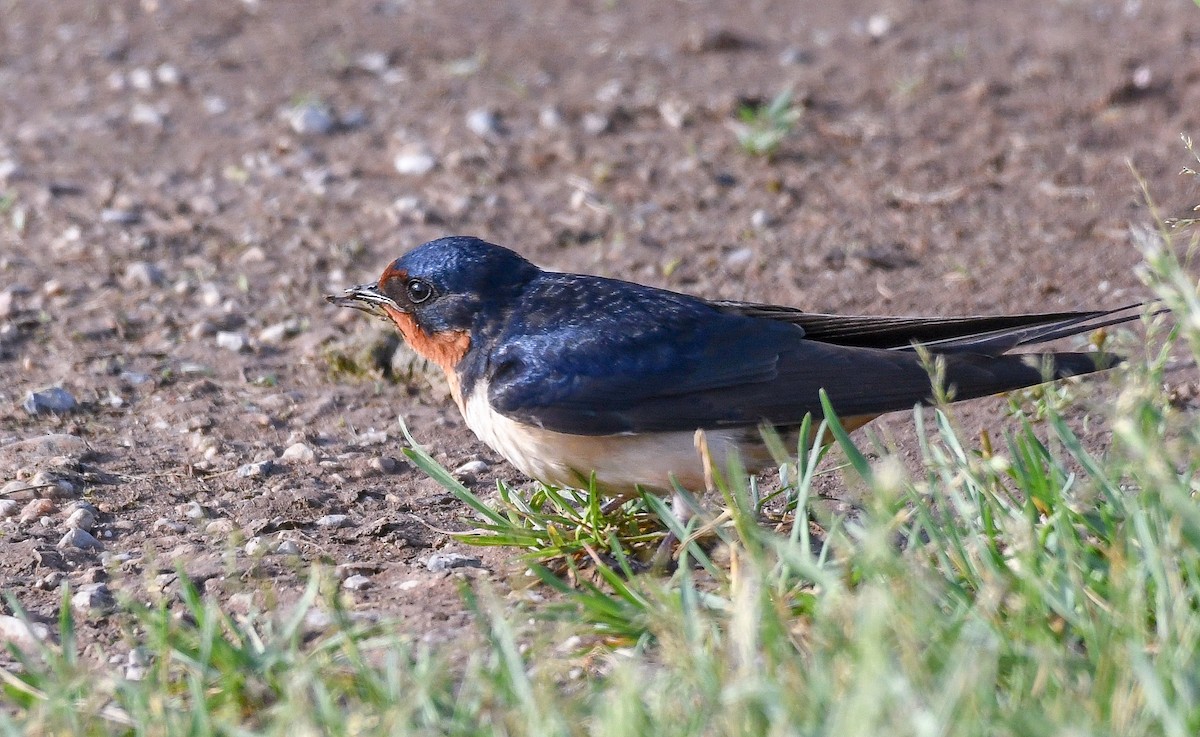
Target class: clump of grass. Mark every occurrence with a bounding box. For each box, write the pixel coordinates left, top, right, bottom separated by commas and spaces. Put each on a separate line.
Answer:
403, 431, 664, 568
1166, 133, 1200, 231
730, 90, 802, 157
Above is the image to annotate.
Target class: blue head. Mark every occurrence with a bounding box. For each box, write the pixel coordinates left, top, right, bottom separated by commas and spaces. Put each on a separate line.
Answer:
373, 236, 540, 335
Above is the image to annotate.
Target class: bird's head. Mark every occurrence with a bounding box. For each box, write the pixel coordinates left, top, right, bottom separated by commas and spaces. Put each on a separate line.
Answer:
326, 236, 539, 339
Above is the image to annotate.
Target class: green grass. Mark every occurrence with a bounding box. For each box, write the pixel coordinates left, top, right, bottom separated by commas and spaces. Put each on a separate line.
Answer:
730, 90, 802, 158
5, 199, 1200, 736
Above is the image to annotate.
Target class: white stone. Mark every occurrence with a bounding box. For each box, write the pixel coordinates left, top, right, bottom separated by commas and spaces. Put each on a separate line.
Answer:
866, 13, 893, 39
281, 442, 315, 463
58, 527, 103, 551
216, 331, 248, 352
0, 615, 50, 651
393, 147, 437, 176
288, 102, 336, 136
465, 108, 501, 137
64, 507, 95, 531
315, 514, 350, 528
342, 574, 370, 591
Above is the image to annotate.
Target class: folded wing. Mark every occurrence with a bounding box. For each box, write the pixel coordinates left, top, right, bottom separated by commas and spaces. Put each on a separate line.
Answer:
487, 277, 1137, 436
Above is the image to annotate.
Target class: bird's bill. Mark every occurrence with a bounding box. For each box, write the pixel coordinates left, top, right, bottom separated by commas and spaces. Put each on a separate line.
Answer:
324, 283, 403, 319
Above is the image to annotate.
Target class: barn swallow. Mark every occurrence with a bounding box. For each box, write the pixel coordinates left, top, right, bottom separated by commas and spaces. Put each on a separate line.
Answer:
327, 236, 1138, 496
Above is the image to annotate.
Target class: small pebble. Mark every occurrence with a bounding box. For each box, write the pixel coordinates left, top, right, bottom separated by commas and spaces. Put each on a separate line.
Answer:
424, 552, 483, 572
71, 583, 114, 615
23, 387, 77, 414
190, 320, 217, 340
594, 79, 623, 103
356, 51, 390, 74
101, 208, 142, 225
216, 331, 248, 352
393, 147, 437, 176
125, 647, 151, 681
58, 527, 103, 551
205, 519, 235, 535
236, 459, 274, 479
354, 430, 388, 446
197, 283, 222, 307
0, 289, 17, 318
79, 566, 107, 584
239, 246, 267, 264
342, 574, 371, 591
153, 518, 187, 533
64, 507, 95, 531
454, 459, 490, 482
538, 106, 564, 129
658, 100, 688, 129
244, 536, 266, 556
866, 13, 893, 39
128, 67, 154, 91
29, 470, 76, 497
287, 102, 336, 136
725, 248, 754, 270
258, 320, 300, 345
315, 514, 351, 528
275, 539, 301, 555
465, 108, 502, 137
181, 501, 206, 519
35, 571, 65, 590
155, 63, 182, 86
1132, 65, 1152, 89
0, 159, 20, 183
369, 456, 400, 474
750, 209, 773, 230
68, 500, 99, 516
0, 499, 17, 518
281, 442, 315, 463
19, 498, 55, 524
122, 261, 163, 288
0, 615, 50, 651
130, 102, 165, 128
392, 195, 426, 219
581, 112, 610, 135
778, 46, 812, 66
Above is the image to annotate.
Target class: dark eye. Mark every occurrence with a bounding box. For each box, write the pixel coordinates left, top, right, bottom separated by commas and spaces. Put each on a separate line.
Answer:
406, 278, 434, 304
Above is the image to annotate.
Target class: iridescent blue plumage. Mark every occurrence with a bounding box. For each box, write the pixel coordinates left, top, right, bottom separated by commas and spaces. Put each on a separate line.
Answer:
333, 236, 1133, 441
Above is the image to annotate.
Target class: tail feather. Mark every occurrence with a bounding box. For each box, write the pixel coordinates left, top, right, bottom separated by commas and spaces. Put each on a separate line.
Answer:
938, 351, 1119, 405
712, 300, 1149, 354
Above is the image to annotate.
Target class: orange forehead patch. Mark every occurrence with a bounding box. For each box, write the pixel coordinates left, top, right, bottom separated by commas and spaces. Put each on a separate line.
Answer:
377, 264, 407, 288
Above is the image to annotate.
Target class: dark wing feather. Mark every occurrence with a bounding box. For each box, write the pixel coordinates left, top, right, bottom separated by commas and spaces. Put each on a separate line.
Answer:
486, 275, 1130, 436
710, 300, 1143, 353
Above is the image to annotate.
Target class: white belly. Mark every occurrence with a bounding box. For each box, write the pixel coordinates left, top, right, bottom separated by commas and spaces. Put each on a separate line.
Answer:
459, 385, 768, 495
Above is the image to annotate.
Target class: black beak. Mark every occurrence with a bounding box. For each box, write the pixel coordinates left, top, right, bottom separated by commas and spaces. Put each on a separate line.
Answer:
325, 283, 403, 320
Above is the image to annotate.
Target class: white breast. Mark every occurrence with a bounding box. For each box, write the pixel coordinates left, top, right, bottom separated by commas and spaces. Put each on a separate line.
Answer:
459, 383, 768, 496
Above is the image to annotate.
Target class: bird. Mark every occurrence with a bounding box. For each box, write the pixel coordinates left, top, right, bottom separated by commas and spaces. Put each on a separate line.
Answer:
327, 235, 1139, 499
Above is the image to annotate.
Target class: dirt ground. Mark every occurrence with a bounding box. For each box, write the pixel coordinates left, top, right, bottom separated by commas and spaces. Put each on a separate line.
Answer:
1, 0, 1199, 659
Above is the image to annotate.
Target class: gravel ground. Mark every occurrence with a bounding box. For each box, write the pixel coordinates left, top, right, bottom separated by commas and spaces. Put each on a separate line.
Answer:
1, 0, 1199, 661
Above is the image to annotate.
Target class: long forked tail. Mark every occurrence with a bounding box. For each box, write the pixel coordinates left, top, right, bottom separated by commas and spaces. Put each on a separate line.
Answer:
713, 300, 1149, 354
